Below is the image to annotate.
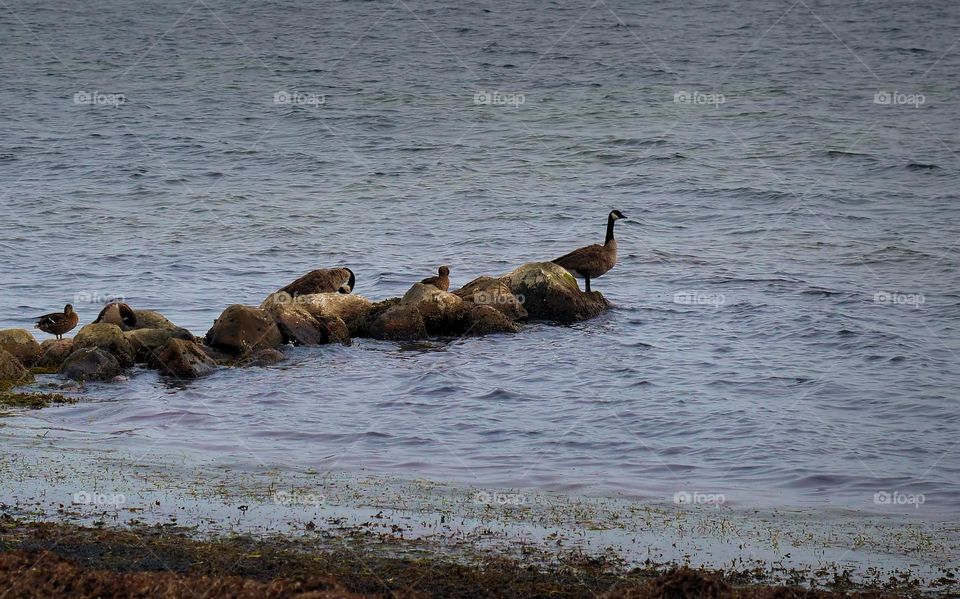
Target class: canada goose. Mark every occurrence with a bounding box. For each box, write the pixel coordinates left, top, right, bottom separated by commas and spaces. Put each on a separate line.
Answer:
35, 304, 79, 339
420, 266, 450, 292
93, 302, 137, 329
552, 210, 626, 292
278, 267, 355, 297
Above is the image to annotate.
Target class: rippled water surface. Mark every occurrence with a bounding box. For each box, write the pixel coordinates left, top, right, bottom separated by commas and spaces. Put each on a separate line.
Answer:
1, 0, 958, 517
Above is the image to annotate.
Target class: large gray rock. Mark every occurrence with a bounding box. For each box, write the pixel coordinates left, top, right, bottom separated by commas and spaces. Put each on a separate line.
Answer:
261, 292, 372, 324
60, 348, 121, 382
499, 262, 609, 323
0, 349, 29, 385
204, 305, 283, 355
454, 276, 528, 321
400, 283, 470, 336
155, 338, 217, 378
36, 339, 75, 369
0, 329, 42, 367
72, 323, 135, 367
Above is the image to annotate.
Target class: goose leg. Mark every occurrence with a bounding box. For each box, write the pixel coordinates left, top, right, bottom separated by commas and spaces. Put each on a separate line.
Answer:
584, 276, 591, 293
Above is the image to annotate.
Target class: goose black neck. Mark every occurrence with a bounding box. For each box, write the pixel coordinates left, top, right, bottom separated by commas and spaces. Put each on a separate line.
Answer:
605, 215, 616, 244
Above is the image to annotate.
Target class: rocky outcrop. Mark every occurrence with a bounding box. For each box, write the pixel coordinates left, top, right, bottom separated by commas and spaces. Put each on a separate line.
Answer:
368, 303, 427, 341
454, 277, 528, 321
155, 338, 217, 378
205, 305, 283, 355
464, 304, 520, 335
60, 348, 121, 382
72, 323, 136, 367
0, 349, 29, 385
499, 262, 609, 323
36, 339, 75, 369
0, 329, 42, 367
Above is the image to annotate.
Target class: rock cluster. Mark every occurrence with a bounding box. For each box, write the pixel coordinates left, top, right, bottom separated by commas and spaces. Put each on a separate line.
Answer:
0, 262, 610, 391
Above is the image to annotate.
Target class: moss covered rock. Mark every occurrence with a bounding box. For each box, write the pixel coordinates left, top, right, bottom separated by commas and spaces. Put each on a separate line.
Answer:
454, 276, 528, 321
499, 262, 609, 323
0, 329, 42, 367
73, 323, 135, 368
0, 349, 30, 387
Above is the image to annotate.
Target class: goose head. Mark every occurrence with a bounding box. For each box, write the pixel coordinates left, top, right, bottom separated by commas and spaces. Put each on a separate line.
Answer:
609, 209, 627, 221
338, 268, 356, 294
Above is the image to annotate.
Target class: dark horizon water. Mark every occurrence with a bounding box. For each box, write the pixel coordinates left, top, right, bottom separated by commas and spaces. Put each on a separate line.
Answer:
1, 0, 958, 517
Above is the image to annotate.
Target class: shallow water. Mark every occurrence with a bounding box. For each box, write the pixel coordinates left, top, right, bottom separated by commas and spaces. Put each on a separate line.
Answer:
1, 0, 959, 518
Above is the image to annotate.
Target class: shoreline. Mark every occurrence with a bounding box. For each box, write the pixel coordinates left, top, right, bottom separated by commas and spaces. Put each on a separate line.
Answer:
1, 438, 957, 597
0, 518, 953, 598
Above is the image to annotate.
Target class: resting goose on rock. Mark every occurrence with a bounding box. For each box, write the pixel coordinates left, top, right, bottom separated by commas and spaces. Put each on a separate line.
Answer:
278, 267, 355, 297
35, 304, 79, 339
553, 210, 626, 292
93, 302, 138, 329
420, 266, 450, 292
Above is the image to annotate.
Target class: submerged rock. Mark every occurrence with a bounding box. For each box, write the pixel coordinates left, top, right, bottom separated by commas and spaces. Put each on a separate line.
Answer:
72, 323, 136, 367
237, 348, 287, 368
0, 349, 29, 385
60, 348, 121, 382
454, 276, 528, 321
36, 339, 75, 369
205, 305, 283, 355
0, 329, 42, 367
155, 338, 217, 378
500, 262, 609, 323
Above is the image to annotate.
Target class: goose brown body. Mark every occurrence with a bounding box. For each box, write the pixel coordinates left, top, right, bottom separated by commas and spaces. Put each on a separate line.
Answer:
35, 304, 79, 339
552, 210, 626, 292
278, 268, 355, 296
420, 266, 450, 291
93, 302, 137, 328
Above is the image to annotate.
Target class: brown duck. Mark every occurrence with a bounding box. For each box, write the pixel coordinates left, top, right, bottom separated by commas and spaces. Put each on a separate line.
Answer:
93, 302, 137, 329
278, 268, 355, 297
553, 210, 626, 292
35, 304, 79, 339
420, 266, 450, 292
